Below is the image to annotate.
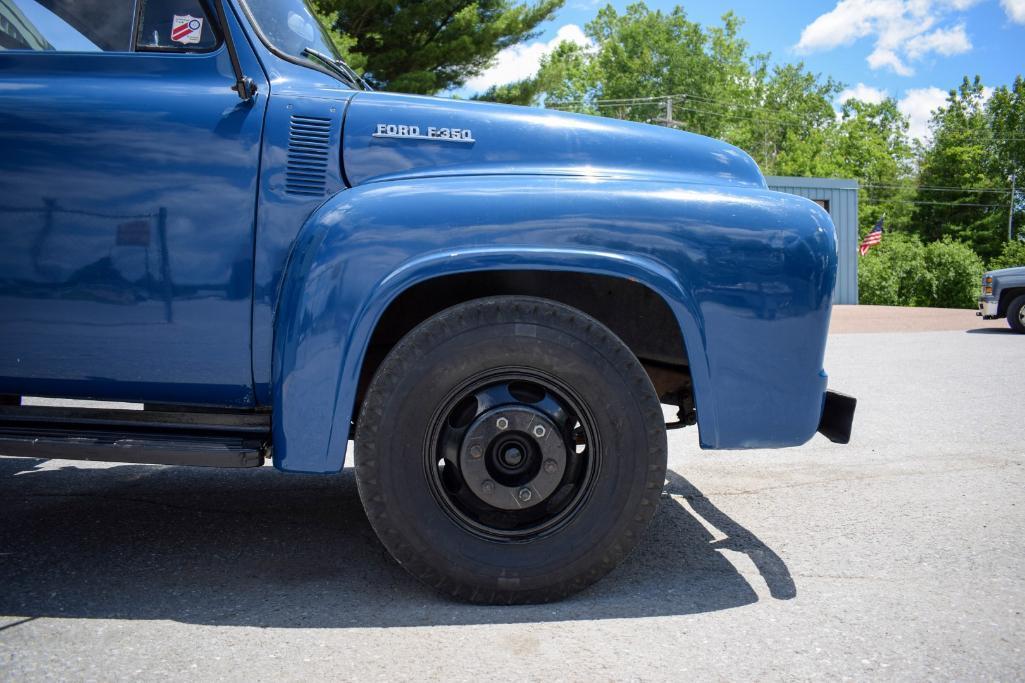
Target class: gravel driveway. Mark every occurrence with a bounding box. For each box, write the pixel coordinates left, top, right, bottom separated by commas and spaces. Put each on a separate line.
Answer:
1, 311, 1022, 681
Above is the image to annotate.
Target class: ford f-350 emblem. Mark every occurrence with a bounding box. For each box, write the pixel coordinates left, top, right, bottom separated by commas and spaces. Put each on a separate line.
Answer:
373, 123, 475, 144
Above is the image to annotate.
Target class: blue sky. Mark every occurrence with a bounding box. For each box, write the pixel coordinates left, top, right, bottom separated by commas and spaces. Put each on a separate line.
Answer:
463, 0, 1025, 141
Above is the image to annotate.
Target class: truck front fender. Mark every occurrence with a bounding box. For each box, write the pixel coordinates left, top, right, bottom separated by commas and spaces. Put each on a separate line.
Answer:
273, 174, 835, 473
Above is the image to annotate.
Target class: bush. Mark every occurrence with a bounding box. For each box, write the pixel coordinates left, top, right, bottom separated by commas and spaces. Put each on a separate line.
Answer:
858, 232, 929, 306
988, 240, 1025, 271
858, 234, 984, 308
921, 238, 985, 309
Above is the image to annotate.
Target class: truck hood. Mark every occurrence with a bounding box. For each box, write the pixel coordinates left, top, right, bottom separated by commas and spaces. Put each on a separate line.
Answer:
341, 92, 766, 189
987, 266, 1025, 278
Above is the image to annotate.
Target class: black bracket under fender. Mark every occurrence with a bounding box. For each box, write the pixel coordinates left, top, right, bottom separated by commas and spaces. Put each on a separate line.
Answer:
818, 390, 856, 444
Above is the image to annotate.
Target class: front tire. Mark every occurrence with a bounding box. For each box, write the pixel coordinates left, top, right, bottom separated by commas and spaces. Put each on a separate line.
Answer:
355, 296, 667, 603
1007, 294, 1025, 334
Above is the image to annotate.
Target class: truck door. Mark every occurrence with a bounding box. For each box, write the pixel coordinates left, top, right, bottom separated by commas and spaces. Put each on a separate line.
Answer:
0, 0, 268, 406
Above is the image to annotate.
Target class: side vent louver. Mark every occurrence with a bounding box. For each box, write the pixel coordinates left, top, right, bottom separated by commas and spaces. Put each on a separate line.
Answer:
285, 115, 332, 197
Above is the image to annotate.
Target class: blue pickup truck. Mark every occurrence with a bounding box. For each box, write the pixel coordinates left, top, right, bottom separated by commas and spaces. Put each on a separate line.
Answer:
978, 266, 1025, 333
0, 0, 854, 603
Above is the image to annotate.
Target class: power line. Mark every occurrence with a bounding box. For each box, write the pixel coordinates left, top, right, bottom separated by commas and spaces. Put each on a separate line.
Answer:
860, 182, 1013, 194
675, 92, 1025, 141
883, 199, 1006, 208
545, 91, 1025, 142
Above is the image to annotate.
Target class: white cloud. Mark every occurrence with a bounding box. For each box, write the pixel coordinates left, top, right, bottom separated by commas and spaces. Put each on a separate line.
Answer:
834, 84, 948, 143
1002, 0, 1025, 22
898, 86, 949, 141
837, 82, 889, 104
795, 0, 979, 76
463, 24, 591, 93
895, 85, 997, 142
905, 23, 972, 58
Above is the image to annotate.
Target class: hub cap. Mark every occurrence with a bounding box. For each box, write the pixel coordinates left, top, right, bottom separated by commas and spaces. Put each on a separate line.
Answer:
459, 406, 567, 511
426, 370, 599, 540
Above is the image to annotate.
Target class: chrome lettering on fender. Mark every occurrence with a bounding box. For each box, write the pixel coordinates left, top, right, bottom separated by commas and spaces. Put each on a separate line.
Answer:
373, 123, 475, 143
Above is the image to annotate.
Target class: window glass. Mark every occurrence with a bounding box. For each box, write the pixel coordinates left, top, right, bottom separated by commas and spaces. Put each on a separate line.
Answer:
243, 0, 338, 60
1, 0, 133, 51
136, 0, 218, 52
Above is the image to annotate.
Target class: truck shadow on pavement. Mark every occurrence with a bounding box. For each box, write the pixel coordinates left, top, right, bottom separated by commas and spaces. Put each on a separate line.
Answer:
0, 456, 794, 628
965, 327, 1015, 334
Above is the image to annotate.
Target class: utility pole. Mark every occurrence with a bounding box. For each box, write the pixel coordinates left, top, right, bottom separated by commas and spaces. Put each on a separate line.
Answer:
665, 96, 672, 127
1010, 172, 1017, 242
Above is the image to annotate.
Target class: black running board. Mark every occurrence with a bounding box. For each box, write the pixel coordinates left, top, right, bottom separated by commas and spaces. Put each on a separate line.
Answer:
0, 405, 269, 468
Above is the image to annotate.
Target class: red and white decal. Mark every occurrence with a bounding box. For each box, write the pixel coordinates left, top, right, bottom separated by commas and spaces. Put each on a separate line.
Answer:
171, 15, 203, 44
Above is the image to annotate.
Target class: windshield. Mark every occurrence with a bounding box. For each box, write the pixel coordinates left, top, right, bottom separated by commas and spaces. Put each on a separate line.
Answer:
243, 0, 340, 61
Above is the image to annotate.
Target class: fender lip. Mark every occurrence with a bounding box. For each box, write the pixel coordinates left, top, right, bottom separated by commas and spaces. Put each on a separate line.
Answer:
818, 390, 856, 444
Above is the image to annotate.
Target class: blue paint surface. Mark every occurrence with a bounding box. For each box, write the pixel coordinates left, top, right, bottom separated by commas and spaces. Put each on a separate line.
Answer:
274, 176, 836, 472
0, 2, 840, 472
0, 5, 266, 406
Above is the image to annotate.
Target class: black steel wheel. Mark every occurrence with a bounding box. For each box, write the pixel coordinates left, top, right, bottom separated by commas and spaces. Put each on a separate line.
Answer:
428, 370, 599, 541
355, 296, 668, 604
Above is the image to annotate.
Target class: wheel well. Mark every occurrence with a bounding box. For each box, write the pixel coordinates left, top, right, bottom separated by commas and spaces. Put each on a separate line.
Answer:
355, 270, 693, 421
999, 287, 1025, 317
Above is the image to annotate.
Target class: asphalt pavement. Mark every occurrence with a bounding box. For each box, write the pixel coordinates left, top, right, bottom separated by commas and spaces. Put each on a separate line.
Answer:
1, 319, 1022, 680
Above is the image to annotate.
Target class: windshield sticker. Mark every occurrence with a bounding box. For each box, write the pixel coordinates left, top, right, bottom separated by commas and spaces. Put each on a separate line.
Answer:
171, 15, 204, 44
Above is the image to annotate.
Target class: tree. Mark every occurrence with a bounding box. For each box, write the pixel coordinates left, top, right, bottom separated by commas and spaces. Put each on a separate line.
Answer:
500, 4, 756, 133
775, 98, 916, 233
478, 3, 852, 173
986, 76, 1025, 201
858, 233, 929, 306
921, 238, 985, 309
911, 76, 1019, 261
312, 0, 563, 94
732, 63, 840, 173
986, 76, 1025, 244
989, 239, 1025, 271
859, 234, 984, 308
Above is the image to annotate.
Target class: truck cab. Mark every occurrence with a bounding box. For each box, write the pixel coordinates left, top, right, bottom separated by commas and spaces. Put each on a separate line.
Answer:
0, 0, 855, 603
978, 266, 1025, 333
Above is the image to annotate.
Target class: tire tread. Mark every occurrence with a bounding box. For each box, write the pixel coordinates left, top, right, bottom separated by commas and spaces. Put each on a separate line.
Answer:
355, 296, 668, 604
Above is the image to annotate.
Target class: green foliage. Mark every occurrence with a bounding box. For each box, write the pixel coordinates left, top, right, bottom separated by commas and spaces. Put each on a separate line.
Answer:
553, 6, 766, 138
911, 76, 1023, 261
312, 8, 367, 72
857, 233, 929, 306
775, 98, 916, 233
508, 3, 841, 160
312, 0, 563, 93
473, 39, 592, 104
479, 2, 915, 233
858, 234, 985, 308
987, 76, 1025, 186
989, 240, 1025, 271
921, 238, 986, 309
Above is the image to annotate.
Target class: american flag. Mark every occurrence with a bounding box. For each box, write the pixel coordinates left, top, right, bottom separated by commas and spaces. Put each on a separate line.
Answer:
859, 218, 884, 256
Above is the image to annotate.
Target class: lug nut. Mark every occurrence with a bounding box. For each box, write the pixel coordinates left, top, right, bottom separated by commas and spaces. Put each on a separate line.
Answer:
533, 425, 546, 438
543, 459, 558, 474
469, 444, 483, 459
496, 417, 509, 430
517, 487, 532, 502
481, 480, 495, 494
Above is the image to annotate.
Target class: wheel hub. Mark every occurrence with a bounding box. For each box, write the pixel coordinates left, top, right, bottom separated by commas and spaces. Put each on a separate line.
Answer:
459, 406, 567, 510
428, 371, 598, 539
